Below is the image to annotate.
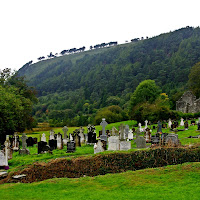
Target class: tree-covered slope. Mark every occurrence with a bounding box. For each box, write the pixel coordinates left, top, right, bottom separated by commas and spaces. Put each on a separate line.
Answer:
17, 26, 200, 125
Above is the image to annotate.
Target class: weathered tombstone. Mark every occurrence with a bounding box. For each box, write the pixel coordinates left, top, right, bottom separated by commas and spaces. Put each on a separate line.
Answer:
120, 141, 131, 151
73, 130, 81, 147
38, 141, 50, 154
94, 140, 104, 154
49, 130, 55, 140
128, 129, 133, 140
124, 125, 129, 139
138, 123, 143, 132
49, 139, 57, 150
111, 127, 119, 136
19, 133, 30, 155
0, 150, 8, 170
165, 134, 179, 146
62, 126, 69, 145
12, 133, 19, 151
79, 127, 85, 144
100, 118, 108, 142
41, 133, 46, 142
119, 124, 126, 141
184, 120, 189, 130
151, 135, 160, 145
157, 121, 162, 133
145, 128, 151, 142
87, 125, 97, 144
108, 136, 120, 151
144, 120, 148, 129
168, 119, 172, 129
26, 137, 35, 147
135, 136, 146, 148
66, 141, 76, 153
136, 129, 142, 138
180, 118, 184, 126
57, 132, 63, 150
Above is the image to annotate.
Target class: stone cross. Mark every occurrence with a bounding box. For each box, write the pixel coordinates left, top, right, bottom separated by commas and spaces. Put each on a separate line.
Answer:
144, 120, 148, 129
119, 124, 126, 140
125, 125, 129, 139
62, 126, 68, 139
21, 133, 27, 149
100, 118, 108, 141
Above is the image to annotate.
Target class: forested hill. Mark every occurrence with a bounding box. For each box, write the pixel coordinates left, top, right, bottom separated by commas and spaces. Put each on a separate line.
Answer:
17, 26, 200, 125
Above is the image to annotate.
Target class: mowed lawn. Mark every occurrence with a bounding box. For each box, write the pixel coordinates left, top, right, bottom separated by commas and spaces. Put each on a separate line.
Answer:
0, 162, 200, 200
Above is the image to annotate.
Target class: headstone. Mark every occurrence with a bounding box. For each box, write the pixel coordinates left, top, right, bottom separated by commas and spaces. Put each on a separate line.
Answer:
41, 133, 46, 142
12, 133, 19, 151
144, 120, 148, 129
128, 129, 133, 140
108, 136, 120, 151
62, 126, 69, 145
119, 141, 131, 151
157, 121, 162, 133
49, 130, 55, 140
87, 125, 97, 144
26, 137, 35, 147
184, 120, 189, 130
56, 132, 63, 150
111, 127, 118, 136
145, 128, 151, 142
69, 134, 73, 141
49, 139, 57, 150
4, 136, 12, 160
79, 127, 85, 144
180, 118, 184, 126
94, 140, 104, 154
19, 133, 30, 155
174, 121, 178, 128
119, 124, 126, 141
168, 119, 172, 129
38, 141, 50, 154
151, 135, 160, 145
0, 151, 8, 169
138, 123, 143, 132
73, 130, 81, 147
135, 136, 146, 148
125, 125, 129, 139
165, 134, 179, 146
66, 141, 76, 153
100, 118, 108, 142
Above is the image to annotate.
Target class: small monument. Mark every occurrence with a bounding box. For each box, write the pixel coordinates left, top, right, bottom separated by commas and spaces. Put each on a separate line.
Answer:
135, 136, 146, 148
168, 119, 172, 129
57, 132, 63, 150
94, 140, 104, 154
41, 133, 46, 142
62, 126, 69, 145
128, 129, 133, 140
144, 120, 148, 129
119, 124, 126, 141
87, 125, 97, 144
100, 118, 108, 142
125, 125, 129, 139
108, 136, 120, 151
12, 133, 19, 151
49, 130, 55, 140
19, 133, 30, 155
184, 120, 189, 130
79, 126, 85, 144
180, 118, 184, 126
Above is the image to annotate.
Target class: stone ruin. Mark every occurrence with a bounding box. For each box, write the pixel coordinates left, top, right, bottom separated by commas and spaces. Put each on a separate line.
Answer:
176, 91, 200, 113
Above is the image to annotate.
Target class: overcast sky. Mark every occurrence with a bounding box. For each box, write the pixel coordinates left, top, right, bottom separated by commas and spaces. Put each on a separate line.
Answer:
0, 0, 200, 71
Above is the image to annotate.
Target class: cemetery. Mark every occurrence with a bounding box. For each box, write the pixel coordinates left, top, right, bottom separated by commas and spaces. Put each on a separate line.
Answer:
0, 118, 200, 186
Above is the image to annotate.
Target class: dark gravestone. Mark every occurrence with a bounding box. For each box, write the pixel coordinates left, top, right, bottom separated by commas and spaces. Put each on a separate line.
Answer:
184, 121, 189, 129
73, 134, 81, 147
26, 137, 34, 147
67, 141, 76, 153
151, 135, 160, 145
38, 141, 50, 154
54, 134, 57, 140
87, 125, 97, 144
49, 139, 57, 150
174, 121, 178, 128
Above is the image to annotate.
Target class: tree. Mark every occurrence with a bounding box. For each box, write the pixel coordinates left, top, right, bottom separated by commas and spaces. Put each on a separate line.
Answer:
188, 62, 200, 98
0, 69, 37, 144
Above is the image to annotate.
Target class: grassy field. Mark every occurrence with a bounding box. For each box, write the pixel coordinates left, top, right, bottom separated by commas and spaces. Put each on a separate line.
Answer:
0, 162, 200, 200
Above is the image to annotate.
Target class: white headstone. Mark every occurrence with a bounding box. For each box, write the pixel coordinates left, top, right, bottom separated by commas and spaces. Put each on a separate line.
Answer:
41, 133, 46, 142
120, 141, 131, 151
49, 130, 55, 140
128, 129, 133, 140
144, 120, 148, 129
94, 140, 104, 154
138, 123, 143, 132
180, 118, 184, 126
168, 119, 172, 129
108, 136, 120, 151
57, 133, 63, 149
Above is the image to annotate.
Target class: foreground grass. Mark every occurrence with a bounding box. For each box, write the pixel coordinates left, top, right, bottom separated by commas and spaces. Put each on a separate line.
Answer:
0, 162, 200, 200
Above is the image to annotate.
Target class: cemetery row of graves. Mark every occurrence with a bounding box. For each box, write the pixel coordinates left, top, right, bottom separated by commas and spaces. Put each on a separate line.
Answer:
0, 117, 200, 182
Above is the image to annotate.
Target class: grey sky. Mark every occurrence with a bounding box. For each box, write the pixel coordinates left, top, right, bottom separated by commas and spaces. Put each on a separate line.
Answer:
0, 0, 199, 71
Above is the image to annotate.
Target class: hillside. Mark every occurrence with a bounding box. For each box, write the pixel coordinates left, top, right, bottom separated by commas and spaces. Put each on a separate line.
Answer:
17, 26, 200, 125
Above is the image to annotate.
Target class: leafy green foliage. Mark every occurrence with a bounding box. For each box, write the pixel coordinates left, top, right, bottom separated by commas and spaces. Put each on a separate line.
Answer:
188, 62, 200, 98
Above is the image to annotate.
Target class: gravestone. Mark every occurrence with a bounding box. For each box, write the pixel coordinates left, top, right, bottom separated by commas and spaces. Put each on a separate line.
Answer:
0, 150, 8, 169
57, 132, 63, 150
87, 125, 97, 144
180, 118, 184, 126
26, 137, 35, 147
119, 124, 126, 141
135, 136, 146, 148
111, 127, 119, 136
151, 135, 159, 145
19, 133, 30, 155
49, 139, 57, 150
174, 121, 178, 128
69, 133, 73, 141
165, 134, 179, 146
145, 128, 151, 142
184, 120, 189, 130
62, 126, 69, 145
49, 130, 55, 140
100, 118, 108, 142
125, 125, 129, 139
94, 140, 104, 154
41, 133, 46, 142
144, 120, 148, 129
157, 121, 162, 133
138, 123, 143, 132
67, 141, 76, 153
12, 133, 19, 151
120, 141, 131, 151
128, 129, 133, 140
168, 119, 172, 129
79, 127, 85, 144
38, 141, 50, 154
108, 136, 120, 151
73, 130, 81, 147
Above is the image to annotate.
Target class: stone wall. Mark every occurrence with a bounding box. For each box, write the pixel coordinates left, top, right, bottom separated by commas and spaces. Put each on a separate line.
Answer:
176, 91, 200, 113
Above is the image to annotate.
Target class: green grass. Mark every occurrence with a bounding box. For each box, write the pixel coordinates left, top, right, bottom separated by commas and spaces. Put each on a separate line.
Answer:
0, 162, 200, 200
